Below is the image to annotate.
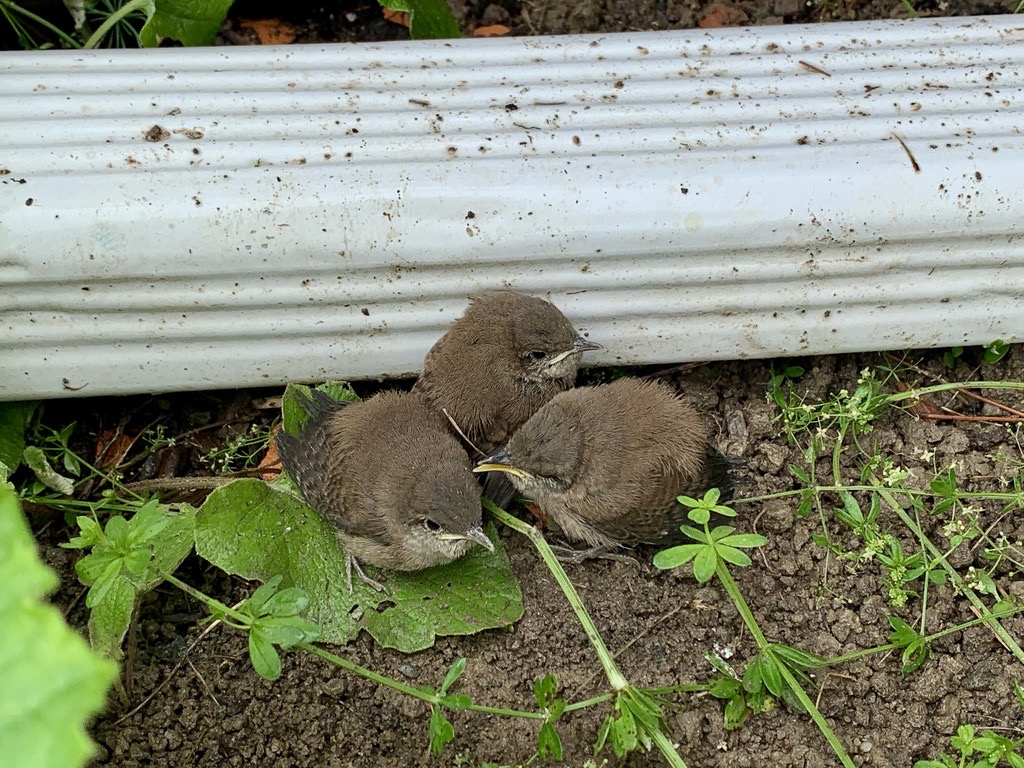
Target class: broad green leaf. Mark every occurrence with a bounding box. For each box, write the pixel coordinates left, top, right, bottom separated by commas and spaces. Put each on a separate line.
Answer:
379, 0, 460, 39
0, 401, 36, 475
0, 485, 118, 768
138, 0, 232, 46
195, 479, 523, 652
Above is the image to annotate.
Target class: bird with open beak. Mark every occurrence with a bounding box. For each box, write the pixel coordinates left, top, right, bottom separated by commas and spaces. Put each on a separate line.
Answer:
412, 291, 601, 457
473, 378, 734, 550
276, 388, 493, 591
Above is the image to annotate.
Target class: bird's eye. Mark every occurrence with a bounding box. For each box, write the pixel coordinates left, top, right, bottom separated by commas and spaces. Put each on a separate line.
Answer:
421, 518, 441, 532
529, 350, 547, 361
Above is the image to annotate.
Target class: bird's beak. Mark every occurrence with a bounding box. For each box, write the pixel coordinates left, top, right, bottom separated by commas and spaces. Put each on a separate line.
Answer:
458, 525, 495, 552
474, 448, 534, 482
573, 334, 602, 352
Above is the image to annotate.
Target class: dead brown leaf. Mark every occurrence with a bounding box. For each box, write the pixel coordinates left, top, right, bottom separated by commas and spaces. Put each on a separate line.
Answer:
382, 8, 410, 27
473, 24, 509, 37
697, 3, 749, 27
237, 18, 299, 45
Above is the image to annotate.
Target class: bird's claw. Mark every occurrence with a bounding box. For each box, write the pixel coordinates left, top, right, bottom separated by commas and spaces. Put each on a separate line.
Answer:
346, 553, 389, 594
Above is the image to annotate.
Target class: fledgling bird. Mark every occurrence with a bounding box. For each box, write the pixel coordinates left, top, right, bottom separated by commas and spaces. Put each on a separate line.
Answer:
473, 378, 735, 549
412, 291, 601, 457
276, 389, 493, 591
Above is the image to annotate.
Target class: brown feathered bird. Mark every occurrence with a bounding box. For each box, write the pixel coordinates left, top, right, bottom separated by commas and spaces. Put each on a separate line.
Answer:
473, 378, 735, 549
276, 389, 493, 590
412, 291, 601, 456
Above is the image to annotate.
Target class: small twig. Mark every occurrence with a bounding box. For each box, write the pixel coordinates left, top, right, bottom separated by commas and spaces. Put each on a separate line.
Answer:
915, 412, 1024, 424
110, 612, 231, 726
798, 60, 832, 77
891, 132, 921, 172
642, 361, 708, 380
442, 408, 486, 458
956, 388, 1024, 418
122, 477, 235, 493
185, 656, 222, 708
580, 605, 683, 691
62, 586, 88, 619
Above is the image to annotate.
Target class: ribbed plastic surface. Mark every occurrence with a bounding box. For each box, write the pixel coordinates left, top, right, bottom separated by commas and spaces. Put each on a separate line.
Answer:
2, 16, 1023, 399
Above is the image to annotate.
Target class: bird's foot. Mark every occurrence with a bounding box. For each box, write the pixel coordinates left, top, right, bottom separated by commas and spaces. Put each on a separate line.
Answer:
345, 553, 388, 594
549, 543, 642, 570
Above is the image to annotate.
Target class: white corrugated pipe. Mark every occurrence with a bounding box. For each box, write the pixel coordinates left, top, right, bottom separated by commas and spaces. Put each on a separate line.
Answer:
1, 16, 1022, 400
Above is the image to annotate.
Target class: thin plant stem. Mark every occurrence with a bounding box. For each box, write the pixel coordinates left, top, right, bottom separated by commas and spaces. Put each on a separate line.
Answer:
162, 572, 547, 720
732, 485, 1024, 506
0, 0, 81, 46
82, 0, 150, 48
871, 485, 1024, 666
484, 500, 627, 690
485, 500, 689, 768
714, 562, 856, 768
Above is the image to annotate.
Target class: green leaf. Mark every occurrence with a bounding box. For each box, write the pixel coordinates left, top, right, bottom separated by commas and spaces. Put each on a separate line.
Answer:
715, 545, 752, 567
742, 659, 763, 693
248, 628, 282, 680
428, 707, 455, 754
256, 616, 318, 648
652, 543, 702, 570
758, 653, 783, 697
687, 507, 711, 525
723, 692, 748, 729
262, 587, 309, 617
138, 0, 230, 47
708, 677, 741, 699
790, 465, 811, 484
85, 557, 123, 608
77, 505, 195, 661
195, 479, 523, 652
609, 697, 638, 756
537, 721, 563, 760
984, 339, 1009, 364
534, 673, 558, 707
0, 485, 118, 768
693, 546, 718, 583
836, 492, 864, 527
379, 0, 460, 39
720, 533, 768, 549
0, 401, 37, 475
440, 657, 467, 694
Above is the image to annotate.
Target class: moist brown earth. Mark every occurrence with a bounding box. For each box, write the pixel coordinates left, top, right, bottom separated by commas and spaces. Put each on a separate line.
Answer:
34, 346, 1023, 767
19, 1, 1024, 766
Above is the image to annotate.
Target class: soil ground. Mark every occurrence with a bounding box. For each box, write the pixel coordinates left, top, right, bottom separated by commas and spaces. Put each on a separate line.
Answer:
13, 1, 1024, 766
33, 347, 1024, 767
